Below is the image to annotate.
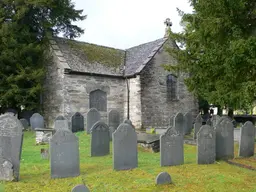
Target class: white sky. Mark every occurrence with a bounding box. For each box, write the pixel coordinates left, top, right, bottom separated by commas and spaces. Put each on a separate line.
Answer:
72, 0, 193, 49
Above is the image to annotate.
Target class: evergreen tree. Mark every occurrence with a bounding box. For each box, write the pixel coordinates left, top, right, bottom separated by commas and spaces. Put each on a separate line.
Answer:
0, 0, 86, 111
165, 0, 256, 113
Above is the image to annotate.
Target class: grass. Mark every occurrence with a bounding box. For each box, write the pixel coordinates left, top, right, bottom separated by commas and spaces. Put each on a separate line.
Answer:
1, 131, 256, 192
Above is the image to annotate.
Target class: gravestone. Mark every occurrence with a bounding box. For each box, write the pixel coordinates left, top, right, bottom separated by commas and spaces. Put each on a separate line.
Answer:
72, 112, 84, 133
212, 115, 220, 127
160, 128, 184, 166
155, 172, 172, 185
30, 113, 44, 130
55, 115, 65, 120
71, 184, 90, 192
193, 113, 203, 140
113, 122, 138, 170
173, 113, 184, 136
215, 118, 234, 160
20, 110, 34, 125
123, 119, 135, 128
54, 116, 70, 131
108, 110, 120, 140
238, 121, 255, 157
20, 118, 29, 130
184, 111, 193, 135
0, 113, 23, 181
50, 130, 80, 178
86, 108, 100, 134
91, 121, 110, 157
197, 125, 216, 164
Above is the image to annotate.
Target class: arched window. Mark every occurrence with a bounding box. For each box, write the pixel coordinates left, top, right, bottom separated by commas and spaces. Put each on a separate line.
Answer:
89, 89, 107, 111
167, 74, 178, 101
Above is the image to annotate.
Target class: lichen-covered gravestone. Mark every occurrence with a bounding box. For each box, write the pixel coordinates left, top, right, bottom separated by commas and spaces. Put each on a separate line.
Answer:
50, 130, 80, 178
160, 128, 184, 166
113, 122, 138, 170
71, 184, 90, 192
86, 108, 100, 134
20, 118, 29, 130
54, 116, 70, 131
197, 125, 216, 164
72, 112, 84, 133
30, 113, 44, 130
215, 118, 234, 160
238, 121, 255, 157
193, 113, 203, 140
108, 110, 120, 140
91, 121, 110, 157
173, 113, 184, 136
155, 172, 172, 185
0, 114, 23, 181
184, 111, 193, 135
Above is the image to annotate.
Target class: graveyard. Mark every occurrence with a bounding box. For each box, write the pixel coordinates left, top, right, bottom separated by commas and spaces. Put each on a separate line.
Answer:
0, 111, 255, 192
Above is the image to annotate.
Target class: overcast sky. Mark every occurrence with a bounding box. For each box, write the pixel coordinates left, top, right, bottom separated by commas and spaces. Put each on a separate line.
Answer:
72, 0, 193, 49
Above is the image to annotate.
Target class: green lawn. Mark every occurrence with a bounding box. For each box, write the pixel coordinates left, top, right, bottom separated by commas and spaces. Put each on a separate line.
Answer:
1, 131, 256, 192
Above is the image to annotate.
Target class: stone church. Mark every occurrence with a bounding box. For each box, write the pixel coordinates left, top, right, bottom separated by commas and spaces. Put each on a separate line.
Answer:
43, 19, 198, 129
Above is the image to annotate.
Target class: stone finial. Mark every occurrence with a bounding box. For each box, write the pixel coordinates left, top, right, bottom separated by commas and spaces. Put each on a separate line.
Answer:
164, 18, 172, 37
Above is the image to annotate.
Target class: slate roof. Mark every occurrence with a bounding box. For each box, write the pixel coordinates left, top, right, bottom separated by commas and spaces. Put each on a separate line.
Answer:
52, 37, 168, 77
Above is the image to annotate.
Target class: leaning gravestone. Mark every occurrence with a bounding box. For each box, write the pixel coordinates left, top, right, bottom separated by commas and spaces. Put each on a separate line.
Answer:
155, 172, 172, 185
215, 118, 234, 160
238, 121, 255, 157
108, 110, 120, 140
113, 122, 138, 170
194, 113, 203, 139
54, 116, 70, 131
20, 118, 29, 130
50, 129, 80, 178
86, 108, 100, 134
173, 113, 184, 136
71, 184, 90, 192
30, 113, 44, 130
0, 113, 23, 181
91, 121, 110, 157
197, 125, 216, 164
184, 111, 193, 135
72, 112, 84, 133
160, 128, 184, 166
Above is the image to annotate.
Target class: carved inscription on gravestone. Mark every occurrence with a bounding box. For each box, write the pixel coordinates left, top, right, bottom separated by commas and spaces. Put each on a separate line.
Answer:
0, 114, 23, 181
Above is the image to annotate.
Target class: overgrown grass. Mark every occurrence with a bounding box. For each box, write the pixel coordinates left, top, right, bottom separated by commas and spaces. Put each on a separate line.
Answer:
1, 132, 256, 192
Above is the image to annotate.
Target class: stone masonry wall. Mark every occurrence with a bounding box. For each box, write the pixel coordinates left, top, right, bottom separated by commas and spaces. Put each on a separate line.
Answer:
140, 40, 198, 129
123, 76, 142, 129
62, 74, 125, 126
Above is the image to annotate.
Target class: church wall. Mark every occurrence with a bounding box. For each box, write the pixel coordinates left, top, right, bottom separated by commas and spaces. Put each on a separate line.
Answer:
140, 42, 198, 129
62, 74, 126, 125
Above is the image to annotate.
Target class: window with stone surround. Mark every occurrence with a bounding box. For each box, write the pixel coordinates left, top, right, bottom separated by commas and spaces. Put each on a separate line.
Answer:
167, 74, 178, 101
89, 89, 107, 111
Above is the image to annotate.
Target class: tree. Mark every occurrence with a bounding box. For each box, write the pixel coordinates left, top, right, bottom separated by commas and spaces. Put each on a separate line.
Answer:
0, 0, 86, 111
165, 0, 256, 113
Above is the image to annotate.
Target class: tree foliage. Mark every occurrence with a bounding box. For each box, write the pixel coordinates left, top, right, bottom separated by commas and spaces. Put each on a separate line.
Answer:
165, 0, 256, 111
0, 0, 86, 111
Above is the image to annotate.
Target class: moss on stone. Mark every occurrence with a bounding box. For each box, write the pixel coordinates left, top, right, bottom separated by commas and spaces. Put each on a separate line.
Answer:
68, 40, 125, 68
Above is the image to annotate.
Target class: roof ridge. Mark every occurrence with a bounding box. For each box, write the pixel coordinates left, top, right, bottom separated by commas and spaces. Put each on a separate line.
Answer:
126, 37, 166, 50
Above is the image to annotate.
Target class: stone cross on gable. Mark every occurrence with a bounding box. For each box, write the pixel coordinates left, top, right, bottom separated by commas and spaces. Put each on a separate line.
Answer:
164, 18, 172, 37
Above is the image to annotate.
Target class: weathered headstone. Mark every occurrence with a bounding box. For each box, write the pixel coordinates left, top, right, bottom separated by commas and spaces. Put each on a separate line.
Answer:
197, 125, 216, 164
72, 112, 84, 133
113, 122, 138, 170
123, 119, 135, 128
30, 113, 44, 130
160, 128, 184, 166
108, 110, 120, 140
0, 114, 23, 181
86, 108, 100, 134
238, 121, 255, 157
20, 110, 34, 125
91, 121, 110, 157
20, 118, 29, 130
54, 116, 70, 131
55, 115, 65, 120
71, 184, 90, 192
155, 172, 172, 185
50, 130, 80, 178
193, 113, 203, 140
173, 113, 184, 136
212, 115, 220, 127
184, 111, 193, 135
215, 118, 234, 160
